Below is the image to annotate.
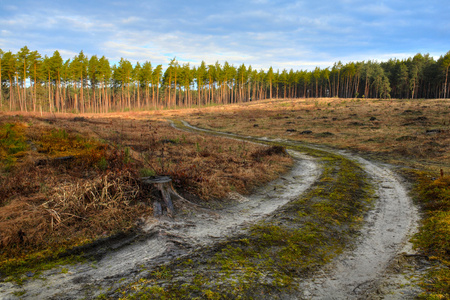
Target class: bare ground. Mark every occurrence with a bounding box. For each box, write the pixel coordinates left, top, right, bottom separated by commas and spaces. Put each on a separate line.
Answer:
183, 122, 422, 299
0, 150, 320, 299
299, 151, 421, 299
0, 120, 421, 299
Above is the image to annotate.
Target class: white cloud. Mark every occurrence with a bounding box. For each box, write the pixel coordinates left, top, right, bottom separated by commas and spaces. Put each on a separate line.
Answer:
1, 30, 12, 36
276, 60, 335, 70
355, 3, 395, 15
101, 40, 168, 64
120, 16, 143, 24
0, 0, 448, 72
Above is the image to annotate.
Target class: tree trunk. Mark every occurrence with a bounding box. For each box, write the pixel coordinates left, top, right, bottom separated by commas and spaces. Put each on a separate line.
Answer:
16, 74, 23, 111
127, 83, 131, 110
80, 73, 84, 113
33, 64, 37, 112
337, 71, 340, 97
444, 66, 449, 99
173, 74, 177, 107
0, 58, 2, 110
156, 80, 160, 109
23, 60, 27, 112
364, 76, 369, 98
9, 75, 13, 111
315, 79, 318, 97
141, 176, 188, 217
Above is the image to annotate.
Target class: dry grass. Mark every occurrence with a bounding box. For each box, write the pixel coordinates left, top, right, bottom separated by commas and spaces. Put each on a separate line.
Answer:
172, 97, 449, 298
2, 98, 444, 262
0, 113, 292, 271
29, 115, 292, 200
0, 168, 144, 248
181, 98, 450, 173
0, 122, 151, 262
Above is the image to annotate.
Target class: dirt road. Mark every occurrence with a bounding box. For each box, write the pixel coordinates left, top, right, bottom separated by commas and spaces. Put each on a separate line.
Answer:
0, 151, 321, 299
299, 151, 420, 299
0, 122, 419, 299
180, 121, 421, 299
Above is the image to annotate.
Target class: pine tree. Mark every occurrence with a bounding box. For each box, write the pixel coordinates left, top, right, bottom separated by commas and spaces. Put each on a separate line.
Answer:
196, 61, 206, 105
71, 51, 88, 112
28, 50, 42, 112
152, 65, 163, 109
440, 51, 450, 98
98, 56, 111, 112
141, 61, 152, 108
132, 62, 142, 109
88, 55, 100, 112
50, 51, 63, 112
264, 67, 272, 99
2, 52, 16, 110
17, 46, 31, 111
0, 49, 3, 109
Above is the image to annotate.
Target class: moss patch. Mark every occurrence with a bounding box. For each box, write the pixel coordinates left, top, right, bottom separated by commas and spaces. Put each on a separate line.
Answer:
116, 124, 374, 299
409, 172, 450, 299
0, 123, 29, 171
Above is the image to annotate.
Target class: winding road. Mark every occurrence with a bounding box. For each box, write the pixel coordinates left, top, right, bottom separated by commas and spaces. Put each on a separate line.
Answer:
0, 121, 419, 300
299, 151, 419, 299
180, 121, 420, 299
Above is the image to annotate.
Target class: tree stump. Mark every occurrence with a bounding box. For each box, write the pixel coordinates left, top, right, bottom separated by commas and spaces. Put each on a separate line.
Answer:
140, 176, 184, 217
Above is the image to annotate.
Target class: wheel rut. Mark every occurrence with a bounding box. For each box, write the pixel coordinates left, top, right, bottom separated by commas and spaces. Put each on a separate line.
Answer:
299, 152, 419, 299
179, 121, 420, 299
0, 138, 320, 300
0, 121, 419, 300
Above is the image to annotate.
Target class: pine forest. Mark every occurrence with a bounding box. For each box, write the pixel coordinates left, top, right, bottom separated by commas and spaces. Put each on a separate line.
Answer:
1, 46, 450, 113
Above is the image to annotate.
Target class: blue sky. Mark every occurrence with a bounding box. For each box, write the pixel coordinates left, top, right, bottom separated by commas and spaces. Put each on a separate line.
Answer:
0, 0, 449, 70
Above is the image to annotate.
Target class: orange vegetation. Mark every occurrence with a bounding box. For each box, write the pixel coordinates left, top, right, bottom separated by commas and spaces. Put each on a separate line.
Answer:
0, 113, 292, 267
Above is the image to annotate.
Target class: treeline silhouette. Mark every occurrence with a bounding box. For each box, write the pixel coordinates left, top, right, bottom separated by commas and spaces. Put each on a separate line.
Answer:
1, 47, 449, 113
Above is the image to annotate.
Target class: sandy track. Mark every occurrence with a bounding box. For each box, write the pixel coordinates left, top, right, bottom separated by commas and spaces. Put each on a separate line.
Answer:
0, 151, 320, 299
299, 152, 419, 299
179, 122, 420, 299
0, 122, 419, 299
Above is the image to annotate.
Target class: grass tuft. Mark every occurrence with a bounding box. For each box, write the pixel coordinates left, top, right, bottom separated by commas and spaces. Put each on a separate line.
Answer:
410, 173, 450, 299
119, 135, 374, 299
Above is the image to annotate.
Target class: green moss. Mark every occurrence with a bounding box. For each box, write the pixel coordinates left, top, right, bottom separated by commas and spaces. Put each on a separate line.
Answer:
118, 122, 374, 299
0, 248, 85, 285
12, 290, 26, 297
0, 123, 29, 170
409, 171, 450, 298
38, 128, 106, 162
97, 156, 108, 170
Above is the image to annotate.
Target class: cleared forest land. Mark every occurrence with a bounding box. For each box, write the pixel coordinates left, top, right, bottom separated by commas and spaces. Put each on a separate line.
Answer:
183, 98, 449, 172
0, 113, 292, 283
0, 97, 449, 299
181, 97, 450, 298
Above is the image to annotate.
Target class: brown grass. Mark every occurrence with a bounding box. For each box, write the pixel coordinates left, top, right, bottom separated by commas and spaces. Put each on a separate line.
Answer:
181, 98, 450, 173
0, 113, 292, 267
28, 115, 292, 200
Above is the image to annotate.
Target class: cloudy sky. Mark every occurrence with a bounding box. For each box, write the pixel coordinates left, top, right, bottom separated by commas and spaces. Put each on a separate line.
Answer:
0, 0, 449, 70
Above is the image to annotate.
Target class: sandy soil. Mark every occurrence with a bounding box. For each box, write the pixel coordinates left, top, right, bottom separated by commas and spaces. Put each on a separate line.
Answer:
298, 150, 420, 299
0, 151, 320, 300
179, 122, 422, 299
0, 121, 421, 299
183, 122, 422, 299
